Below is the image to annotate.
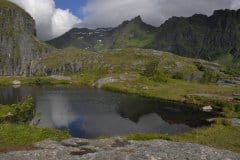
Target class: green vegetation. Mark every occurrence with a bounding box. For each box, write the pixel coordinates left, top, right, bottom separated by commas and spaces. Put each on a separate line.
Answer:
126, 119, 240, 153
173, 119, 240, 152
0, 124, 70, 152
0, 48, 239, 153
0, 76, 70, 86
0, 97, 34, 123
104, 76, 239, 107
142, 60, 168, 83
0, 98, 70, 152
185, 95, 240, 118
48, 10, 240, 63
126, 134, 172, 141
200, 71, 220, 83
0, 0, 27, 15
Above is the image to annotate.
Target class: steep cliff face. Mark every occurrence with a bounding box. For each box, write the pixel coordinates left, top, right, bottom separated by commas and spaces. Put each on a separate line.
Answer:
0, 0, 51, 76
150, 9, 240, 60
201, 10, 240, 59
150, 14, 209, 58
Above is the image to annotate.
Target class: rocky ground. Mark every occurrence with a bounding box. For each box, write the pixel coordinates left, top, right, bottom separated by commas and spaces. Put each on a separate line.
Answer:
1, 138, 240, 160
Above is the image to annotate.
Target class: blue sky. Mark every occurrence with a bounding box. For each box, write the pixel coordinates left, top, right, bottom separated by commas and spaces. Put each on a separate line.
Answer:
54, 0, 86, 19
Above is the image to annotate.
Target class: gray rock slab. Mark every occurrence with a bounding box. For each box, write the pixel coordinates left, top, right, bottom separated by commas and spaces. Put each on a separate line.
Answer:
0, 138, 240, 160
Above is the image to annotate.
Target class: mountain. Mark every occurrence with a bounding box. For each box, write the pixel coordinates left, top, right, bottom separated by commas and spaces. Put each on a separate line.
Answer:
151, 9, 240, 60
47, 28, 113, 50
48, 9, 240, 61
103, 16, 156, 49
47, 16, 156, 50
0, 0, 51, 76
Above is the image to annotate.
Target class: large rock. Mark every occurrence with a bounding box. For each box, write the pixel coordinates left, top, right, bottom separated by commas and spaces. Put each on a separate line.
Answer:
0, 138, 240, 160
94, 77, 119, 88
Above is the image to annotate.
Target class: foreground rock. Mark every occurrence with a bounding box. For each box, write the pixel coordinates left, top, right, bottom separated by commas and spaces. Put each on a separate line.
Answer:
1, 138, 240, 160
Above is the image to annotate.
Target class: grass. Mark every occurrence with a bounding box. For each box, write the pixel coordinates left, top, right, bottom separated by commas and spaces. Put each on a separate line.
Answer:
0, 124, 70, 152
126, 119, 240, 153
185, 95, 240, 118
103, 75, 239, 104
0, 105, 15, 118
0, 97, 70, 152
0, 47, 239, 153
0, 76, 70, 86
0, 0, 28, 15
173, 119, 240, 153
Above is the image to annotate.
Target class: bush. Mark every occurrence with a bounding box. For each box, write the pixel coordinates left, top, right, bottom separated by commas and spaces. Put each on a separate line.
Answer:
200, 71, 220, 83
172, 72, 185, 80
11, 97, 34, 123
31, 78, 51, 85
150, 72, 168, 83
142, 60, 159, 77
142, 60, 168, 83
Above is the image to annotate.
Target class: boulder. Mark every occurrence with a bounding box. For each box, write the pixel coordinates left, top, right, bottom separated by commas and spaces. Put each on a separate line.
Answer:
94, 77, 119, 88
12, 80, 21, 85
1, 138, 240, 160
49, 75, 71, 81
202, 105, 213, 112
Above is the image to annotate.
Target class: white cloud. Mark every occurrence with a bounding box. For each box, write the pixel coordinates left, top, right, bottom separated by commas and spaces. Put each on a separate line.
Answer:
80, 0, 235, 28
9, 0, 81, 40
231, 0, 240, 9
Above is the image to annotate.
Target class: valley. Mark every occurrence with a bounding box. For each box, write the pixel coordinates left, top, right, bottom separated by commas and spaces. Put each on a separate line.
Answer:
0, 0, 239, 159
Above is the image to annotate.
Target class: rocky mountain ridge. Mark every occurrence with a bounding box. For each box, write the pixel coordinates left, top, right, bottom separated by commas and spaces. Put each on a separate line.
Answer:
48, 9, 240, 61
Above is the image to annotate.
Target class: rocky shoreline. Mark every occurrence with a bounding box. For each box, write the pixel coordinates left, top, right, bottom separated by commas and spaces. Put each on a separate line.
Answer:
1, 138, 240, 160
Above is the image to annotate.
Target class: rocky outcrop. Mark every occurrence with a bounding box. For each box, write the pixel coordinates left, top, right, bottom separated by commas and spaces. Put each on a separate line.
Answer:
0, 0, 51, 76
1, 138, 240, 160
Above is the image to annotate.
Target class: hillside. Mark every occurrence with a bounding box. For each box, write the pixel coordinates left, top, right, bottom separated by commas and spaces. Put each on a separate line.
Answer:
30, 47, 224, 81
0, 0, 51, 76
48, 9, 240, 62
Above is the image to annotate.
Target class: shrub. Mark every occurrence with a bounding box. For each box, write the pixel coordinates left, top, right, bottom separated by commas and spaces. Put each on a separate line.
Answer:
31, 78, 51, 85
142, 60, 168, 83
200, 71, 220, 83
11, 97, 34, 123
172, 72, 185, 80
142, 60, 159, 77
150, 72, 168, 83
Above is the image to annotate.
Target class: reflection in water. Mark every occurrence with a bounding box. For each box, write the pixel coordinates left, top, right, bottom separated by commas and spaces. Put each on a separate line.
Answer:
0, 86, 215, 138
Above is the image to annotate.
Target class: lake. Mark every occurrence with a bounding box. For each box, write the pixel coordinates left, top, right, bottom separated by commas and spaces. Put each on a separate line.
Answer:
0, 86, 214, 138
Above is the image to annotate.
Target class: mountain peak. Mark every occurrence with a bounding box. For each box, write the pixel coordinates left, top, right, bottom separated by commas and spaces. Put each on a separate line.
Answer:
131, 15, 143, 23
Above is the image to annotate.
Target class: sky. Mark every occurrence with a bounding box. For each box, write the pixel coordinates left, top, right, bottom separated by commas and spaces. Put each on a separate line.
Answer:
8, 0, 240, 41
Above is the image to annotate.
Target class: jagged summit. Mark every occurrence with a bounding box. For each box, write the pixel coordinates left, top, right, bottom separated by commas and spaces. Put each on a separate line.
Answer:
131, 15, 143, 23
48, 9, 240, 62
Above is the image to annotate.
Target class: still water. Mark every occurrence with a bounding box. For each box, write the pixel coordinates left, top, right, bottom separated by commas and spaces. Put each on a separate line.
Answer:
0, 86, 214, 138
